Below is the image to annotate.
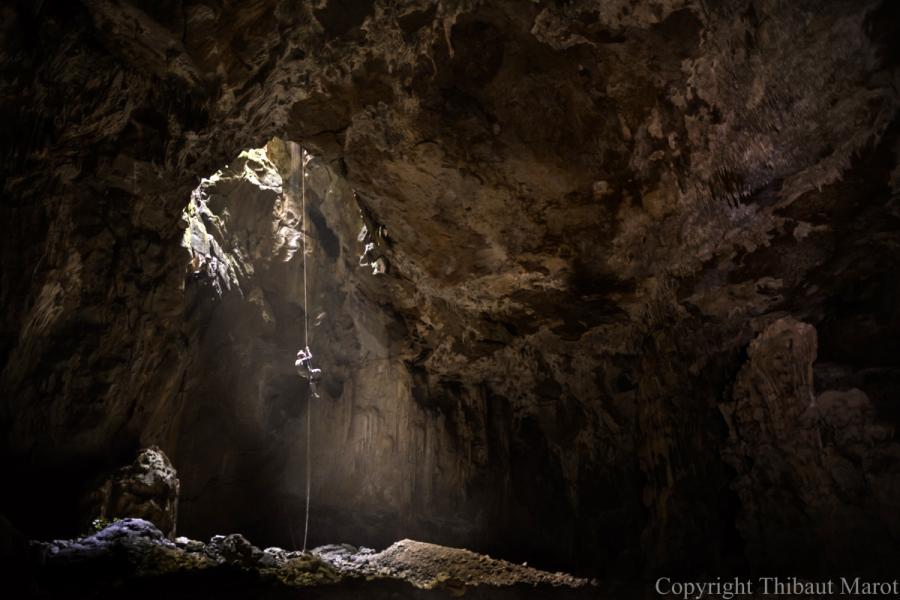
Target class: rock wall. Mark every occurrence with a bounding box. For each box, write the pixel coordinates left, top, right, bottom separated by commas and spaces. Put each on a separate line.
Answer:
0, 0, 899, 579
166, 138, 623, 569
722, 318, 900, 574
170, 138, 494, 552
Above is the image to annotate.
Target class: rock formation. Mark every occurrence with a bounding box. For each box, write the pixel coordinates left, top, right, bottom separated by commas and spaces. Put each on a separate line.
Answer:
23, 518, 591, 599
0, 0, 898, 583
722, 318, 900, 574
84, 446, 180, 537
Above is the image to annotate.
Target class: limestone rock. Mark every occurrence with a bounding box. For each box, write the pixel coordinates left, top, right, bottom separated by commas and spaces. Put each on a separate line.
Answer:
0, 0, 898, 580
38, 518, 173, 564
25, 523, 592, 599
88, 447, 180, 538
722, 319, 900, 572
204, 533, 264, 566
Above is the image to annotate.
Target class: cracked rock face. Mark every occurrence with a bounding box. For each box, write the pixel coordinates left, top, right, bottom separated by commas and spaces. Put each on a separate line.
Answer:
1, 0, 899, 580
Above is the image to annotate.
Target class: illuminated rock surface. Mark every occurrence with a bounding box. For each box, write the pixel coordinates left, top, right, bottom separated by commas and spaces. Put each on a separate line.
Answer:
23, 519, 592, 599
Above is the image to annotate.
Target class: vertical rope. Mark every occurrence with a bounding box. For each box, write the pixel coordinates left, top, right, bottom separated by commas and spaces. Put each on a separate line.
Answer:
298, 144, 312, 553
301, 146, 310, 351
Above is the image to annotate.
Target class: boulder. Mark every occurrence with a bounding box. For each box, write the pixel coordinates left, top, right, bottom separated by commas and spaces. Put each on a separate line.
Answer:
87, 447, 180, 538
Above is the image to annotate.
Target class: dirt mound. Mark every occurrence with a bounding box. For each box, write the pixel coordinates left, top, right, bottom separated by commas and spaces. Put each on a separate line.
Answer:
316, 539, 590, 590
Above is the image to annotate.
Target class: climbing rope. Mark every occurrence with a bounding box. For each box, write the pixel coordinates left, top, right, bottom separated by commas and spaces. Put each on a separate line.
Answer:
294, 141, 312, 553
300, 144, 310, 353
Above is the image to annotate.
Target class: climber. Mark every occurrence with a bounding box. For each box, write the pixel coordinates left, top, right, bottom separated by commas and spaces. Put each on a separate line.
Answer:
358, 237, 387, 275
358, 241, 376, 267
295, 346, 322, 398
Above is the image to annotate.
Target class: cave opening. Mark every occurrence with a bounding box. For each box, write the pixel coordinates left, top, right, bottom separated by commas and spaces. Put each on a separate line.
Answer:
174, 138, 352, 551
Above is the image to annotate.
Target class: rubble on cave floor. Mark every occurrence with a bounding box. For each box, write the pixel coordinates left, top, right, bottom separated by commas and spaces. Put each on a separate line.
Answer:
21, 518, 593, 599
315, 538, 588, 589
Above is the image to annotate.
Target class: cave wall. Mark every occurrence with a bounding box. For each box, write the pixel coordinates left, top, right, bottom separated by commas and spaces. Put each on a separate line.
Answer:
1, 0, 899, 579
170, 140, 495, 553
722, 318, 900, 574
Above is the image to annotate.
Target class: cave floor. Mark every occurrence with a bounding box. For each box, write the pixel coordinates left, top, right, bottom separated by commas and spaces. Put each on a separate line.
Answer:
18, 518, 597, 599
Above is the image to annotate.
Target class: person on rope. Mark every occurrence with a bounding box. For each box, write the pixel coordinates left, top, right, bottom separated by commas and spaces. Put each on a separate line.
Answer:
358, 240, 387, 275
295, 346, 322, 398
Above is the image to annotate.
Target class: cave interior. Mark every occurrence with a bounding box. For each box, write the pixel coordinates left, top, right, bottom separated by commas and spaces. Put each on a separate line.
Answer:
1, 0, 900, 597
